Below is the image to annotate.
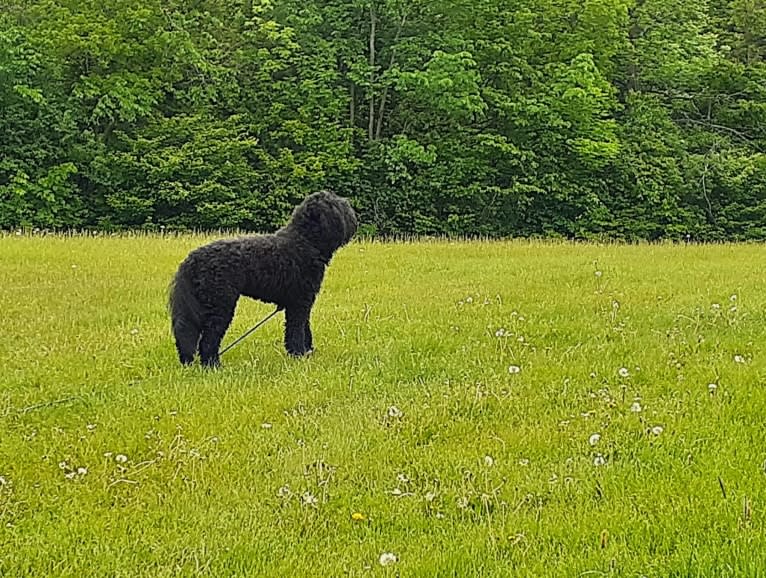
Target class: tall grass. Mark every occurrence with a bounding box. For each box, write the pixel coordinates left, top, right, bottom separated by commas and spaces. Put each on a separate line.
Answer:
1, 235, 765, 576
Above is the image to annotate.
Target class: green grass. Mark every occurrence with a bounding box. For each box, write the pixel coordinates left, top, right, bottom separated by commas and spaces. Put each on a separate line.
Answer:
2, 234, 766, 576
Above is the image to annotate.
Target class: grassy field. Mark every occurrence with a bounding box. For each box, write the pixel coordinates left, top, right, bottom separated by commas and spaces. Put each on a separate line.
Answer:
1, 234, 765, 577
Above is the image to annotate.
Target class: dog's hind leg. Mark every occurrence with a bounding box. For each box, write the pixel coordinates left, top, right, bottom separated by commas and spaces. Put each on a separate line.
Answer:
199, 301, 237, 368
173, 319, 201, 365
284, 305, 312, 357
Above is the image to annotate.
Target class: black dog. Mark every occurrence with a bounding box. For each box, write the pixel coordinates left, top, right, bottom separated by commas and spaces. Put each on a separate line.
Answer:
169, 191, 357, 366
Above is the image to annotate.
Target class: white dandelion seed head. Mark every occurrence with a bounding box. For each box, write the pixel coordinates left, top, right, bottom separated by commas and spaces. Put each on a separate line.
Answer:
612, 300, 620, 309
595, 270, 602, 278
734, 354, 746, 364
508, 365, 521, 374
588, 433, 601, 446
650, 425, 664, 436
484, 455, 495, 467
495, 328, 505, 337
115, 454, 128, 464
387, 405, 403, 419
300, 491, 318, 506
708, 383, 718, 394
618, 367, 630, 378
630, 401, 642, 413
593, 454, 606, 467
379, 552, 398, 567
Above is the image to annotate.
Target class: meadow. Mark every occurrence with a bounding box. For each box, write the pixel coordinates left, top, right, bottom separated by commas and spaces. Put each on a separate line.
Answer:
1, 234, 765, 577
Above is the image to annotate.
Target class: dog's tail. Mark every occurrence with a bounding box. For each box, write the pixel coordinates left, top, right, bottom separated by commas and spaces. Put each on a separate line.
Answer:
168, 262, 203, 365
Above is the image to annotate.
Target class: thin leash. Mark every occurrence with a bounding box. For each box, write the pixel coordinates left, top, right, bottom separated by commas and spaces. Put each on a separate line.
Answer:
219, 306, 283, 356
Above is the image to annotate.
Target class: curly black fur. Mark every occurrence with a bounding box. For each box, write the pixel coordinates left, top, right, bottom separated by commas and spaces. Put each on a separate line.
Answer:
169, 191, 357, 367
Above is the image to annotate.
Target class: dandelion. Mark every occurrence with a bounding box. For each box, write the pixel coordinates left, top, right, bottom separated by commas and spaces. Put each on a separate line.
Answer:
630, 401, 642, 413
115, 454, 128, 464
612, 300, 620, 309
508, 365, 521, 374
495, 328, 506, 337
595, 270, 602, 278
300, 491, 318, 506
734, 354, 746, 364
379, 552, 398, 567
387, 405, 403, 419
351, 512, 366, 521
593, 454, 606, 467
618, 367, 630, 378
708, 383, 718, 395
588, 433, 601, 446
650, 426, 664, 436
484, 455, 495, 467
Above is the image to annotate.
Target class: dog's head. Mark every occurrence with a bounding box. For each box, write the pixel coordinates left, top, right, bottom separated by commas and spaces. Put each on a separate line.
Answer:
288, 190, 358, 256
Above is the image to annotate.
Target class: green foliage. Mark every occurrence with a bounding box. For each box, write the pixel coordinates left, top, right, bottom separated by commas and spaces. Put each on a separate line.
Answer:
1, 0, 765, 238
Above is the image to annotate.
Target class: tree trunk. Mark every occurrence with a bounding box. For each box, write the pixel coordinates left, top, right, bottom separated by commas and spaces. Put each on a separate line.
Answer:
368, 5, 376, 141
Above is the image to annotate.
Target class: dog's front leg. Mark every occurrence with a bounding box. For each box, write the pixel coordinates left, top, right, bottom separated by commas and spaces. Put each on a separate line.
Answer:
304, 312, 314, 354
284, 305, 310, 357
